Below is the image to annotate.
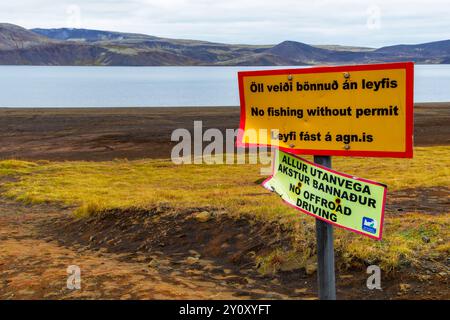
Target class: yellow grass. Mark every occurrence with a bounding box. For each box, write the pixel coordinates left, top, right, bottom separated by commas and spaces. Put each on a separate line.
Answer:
0, 159, 39, 176
1, 146, 449, 272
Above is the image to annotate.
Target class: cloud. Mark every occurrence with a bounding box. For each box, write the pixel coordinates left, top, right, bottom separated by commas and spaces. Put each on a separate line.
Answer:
0, 0, 449, 47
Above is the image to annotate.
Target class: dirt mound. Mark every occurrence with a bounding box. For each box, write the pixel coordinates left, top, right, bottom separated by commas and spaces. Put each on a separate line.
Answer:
1, 198, 446, 299
38, 206, 319, 299
41, 207, 293, 269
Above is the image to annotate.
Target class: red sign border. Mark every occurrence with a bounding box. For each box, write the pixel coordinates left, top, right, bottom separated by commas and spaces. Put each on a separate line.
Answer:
237, 62, 414, 158
262, 151, 387, 240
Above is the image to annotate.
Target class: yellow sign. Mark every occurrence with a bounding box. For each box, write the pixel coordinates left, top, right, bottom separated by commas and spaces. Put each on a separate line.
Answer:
263, 150, 387, 239
237, 62, 414, 158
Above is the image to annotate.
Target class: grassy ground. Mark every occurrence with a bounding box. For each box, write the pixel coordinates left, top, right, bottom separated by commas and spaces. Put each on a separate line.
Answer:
1, 146, 449, 274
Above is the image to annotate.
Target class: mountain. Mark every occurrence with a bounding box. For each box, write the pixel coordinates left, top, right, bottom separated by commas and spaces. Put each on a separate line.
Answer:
0, 23, 448, 66
29, 26, 270, 65
312, 44, 375, 52
231, 39, 450, 65
266, 41, 331, 63
0, 23, 55, 50
30, 28, 159, 43
371, 40, 450, 63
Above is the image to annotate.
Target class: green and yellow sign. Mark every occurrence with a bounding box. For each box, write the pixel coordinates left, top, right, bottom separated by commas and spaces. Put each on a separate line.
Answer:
263, 150, 387, 239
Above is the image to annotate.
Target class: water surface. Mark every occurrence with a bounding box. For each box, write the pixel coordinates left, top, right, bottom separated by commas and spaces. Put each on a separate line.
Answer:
0, 65, 448, 107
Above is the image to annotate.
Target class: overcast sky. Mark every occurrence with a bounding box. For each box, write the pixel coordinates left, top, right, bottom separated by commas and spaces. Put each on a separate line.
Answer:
2, 0, 449, 47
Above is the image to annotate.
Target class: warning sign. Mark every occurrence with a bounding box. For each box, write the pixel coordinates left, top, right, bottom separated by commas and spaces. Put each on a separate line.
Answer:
237, 62, 414, 158
263, 150, 387, 239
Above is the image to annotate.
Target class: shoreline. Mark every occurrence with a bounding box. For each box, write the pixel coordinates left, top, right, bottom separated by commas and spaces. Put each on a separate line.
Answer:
0, 103, 448, 161
0, 101, 449, 110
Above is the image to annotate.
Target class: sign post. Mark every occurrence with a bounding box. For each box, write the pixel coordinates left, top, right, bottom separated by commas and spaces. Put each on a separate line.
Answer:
237, 62, 413, 300
314, 155, 336, 300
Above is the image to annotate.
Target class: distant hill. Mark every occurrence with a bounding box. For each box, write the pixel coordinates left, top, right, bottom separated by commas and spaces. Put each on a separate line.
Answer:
265, 41, 331, 64
0, 23, 448, 66
30, 28, 159, 43
0, 23, 54, 50
372, 40, 450, 63
312, 44, 375, 52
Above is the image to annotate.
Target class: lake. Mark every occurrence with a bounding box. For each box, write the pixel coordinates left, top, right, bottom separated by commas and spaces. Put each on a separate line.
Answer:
0, 65, 449, 107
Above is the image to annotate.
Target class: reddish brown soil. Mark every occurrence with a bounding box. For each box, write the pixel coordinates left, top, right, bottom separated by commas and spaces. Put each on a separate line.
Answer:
0, 194, 448, 300
0, 104, 448, 300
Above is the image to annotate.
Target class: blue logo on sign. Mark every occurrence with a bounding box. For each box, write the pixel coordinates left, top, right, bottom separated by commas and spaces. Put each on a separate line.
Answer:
362, 217, 377, 234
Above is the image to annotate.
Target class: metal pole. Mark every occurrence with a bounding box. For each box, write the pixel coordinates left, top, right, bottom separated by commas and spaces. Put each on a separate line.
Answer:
313, 155, 336, 300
